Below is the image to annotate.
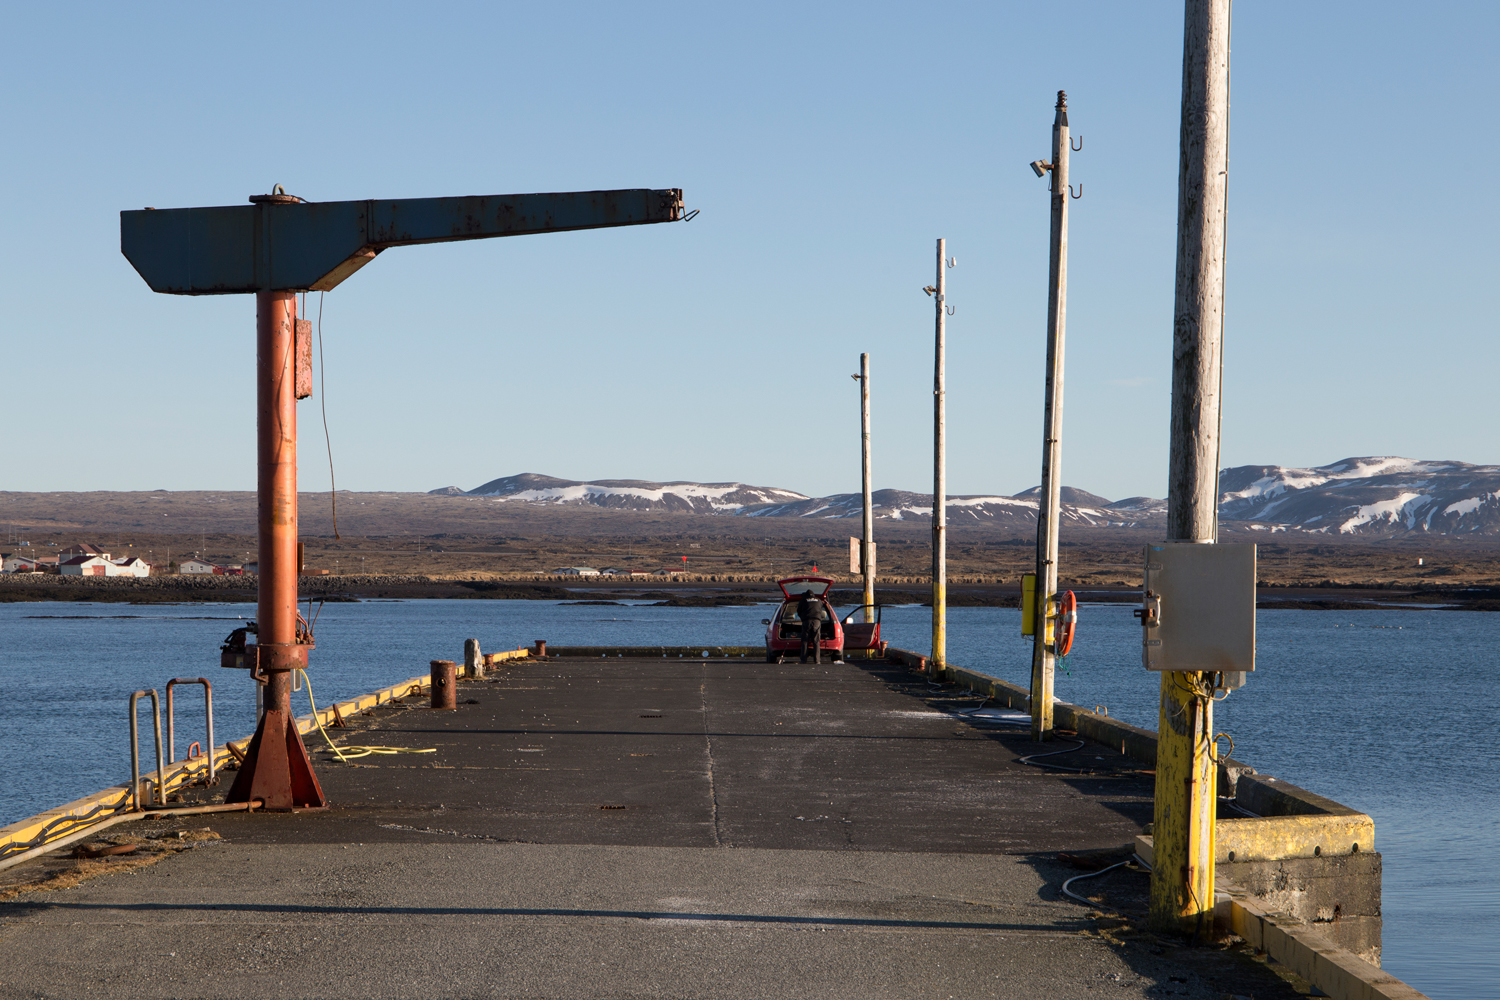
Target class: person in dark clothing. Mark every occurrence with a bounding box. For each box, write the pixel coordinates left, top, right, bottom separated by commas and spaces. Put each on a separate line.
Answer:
796, 591, 826, 664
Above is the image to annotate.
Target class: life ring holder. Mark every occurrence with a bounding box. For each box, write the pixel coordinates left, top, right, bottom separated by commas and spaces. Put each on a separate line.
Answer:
1055, 591, 1078, 657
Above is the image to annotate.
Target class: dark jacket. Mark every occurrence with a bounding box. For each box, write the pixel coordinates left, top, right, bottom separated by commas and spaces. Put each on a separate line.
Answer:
796, 594, 826, 623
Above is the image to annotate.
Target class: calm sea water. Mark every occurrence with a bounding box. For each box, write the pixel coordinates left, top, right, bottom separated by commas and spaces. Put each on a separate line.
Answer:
1, 598, 1494, 1000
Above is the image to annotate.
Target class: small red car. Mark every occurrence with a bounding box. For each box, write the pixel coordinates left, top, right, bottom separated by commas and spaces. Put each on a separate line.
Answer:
763, 577, 843, 662
761, 577, 886, 663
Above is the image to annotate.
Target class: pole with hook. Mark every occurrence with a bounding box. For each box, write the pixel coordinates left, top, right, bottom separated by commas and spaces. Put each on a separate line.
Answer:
1030, 90, 1073, 743
856, 353, 875, 628
931, 239, 951, 676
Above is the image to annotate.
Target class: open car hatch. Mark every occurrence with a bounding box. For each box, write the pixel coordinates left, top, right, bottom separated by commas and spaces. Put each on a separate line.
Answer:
777, 576, 833, 600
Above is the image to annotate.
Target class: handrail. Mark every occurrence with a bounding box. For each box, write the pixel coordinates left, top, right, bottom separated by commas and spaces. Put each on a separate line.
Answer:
128, 690, 166, 812
165, 677, 216, 785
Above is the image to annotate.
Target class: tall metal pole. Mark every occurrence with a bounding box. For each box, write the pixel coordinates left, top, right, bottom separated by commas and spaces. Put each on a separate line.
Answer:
859, 353, 875, 622
1151, 0, 1231, 936
931, 239, 948, 675
258, 288, 299, 728
226, 257, 325, 809
1030, 91, 1070, 743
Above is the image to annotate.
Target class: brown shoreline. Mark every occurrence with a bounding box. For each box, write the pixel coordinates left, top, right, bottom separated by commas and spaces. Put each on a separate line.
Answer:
2, 572, 1496, 611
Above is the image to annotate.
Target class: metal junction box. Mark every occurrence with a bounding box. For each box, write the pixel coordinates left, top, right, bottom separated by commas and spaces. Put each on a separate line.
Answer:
1140, 543, 1256, 674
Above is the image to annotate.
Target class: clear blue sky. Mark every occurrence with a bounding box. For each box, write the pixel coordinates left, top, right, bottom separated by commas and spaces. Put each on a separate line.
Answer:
2, 2, 1495, 502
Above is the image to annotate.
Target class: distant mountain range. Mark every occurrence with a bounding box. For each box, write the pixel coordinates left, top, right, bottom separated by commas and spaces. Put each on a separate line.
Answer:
444, 473, 808, 515
429, 458, 1500, 536
1218, 457, 1500, 535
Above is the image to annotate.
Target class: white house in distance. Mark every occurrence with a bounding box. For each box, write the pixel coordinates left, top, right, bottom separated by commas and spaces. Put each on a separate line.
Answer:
111, 557, 151, 577
60, 556, 111, 576
2, 553, 43, 573
60, 555, 152, 577
178, 557, 218, 575
554, 567, 600, 576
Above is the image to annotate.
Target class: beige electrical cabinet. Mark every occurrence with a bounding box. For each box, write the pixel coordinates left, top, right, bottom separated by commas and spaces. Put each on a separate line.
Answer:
1140, 543, 1256, 675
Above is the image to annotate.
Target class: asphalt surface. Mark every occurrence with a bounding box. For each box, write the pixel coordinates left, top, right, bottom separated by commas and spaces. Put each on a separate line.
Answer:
0, 656, 1309, 999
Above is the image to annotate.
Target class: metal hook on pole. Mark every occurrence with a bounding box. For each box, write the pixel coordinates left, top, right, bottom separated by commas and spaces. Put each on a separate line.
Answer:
1069, 183, 1083, 200
946, 257, 956, 268
945, 305, 955, 316
1071, 135, 1083, 152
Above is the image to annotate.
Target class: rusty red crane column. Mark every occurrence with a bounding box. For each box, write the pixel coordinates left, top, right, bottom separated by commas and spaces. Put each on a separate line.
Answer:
223, 281, 324, 809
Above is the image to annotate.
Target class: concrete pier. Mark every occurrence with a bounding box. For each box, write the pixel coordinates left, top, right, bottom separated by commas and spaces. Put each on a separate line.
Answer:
0, 655, 1333, 998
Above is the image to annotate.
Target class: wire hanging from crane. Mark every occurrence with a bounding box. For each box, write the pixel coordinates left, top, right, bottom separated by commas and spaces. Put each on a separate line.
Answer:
317, 291, 340, 540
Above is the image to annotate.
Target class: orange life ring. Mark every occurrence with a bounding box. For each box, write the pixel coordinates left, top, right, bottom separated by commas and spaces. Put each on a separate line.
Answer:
1055, 590, 1077, 656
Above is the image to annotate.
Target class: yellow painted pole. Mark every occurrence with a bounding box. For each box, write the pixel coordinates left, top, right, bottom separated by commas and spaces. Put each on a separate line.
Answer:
1152, 0, 1231, 935
1150, 671, 1216, 935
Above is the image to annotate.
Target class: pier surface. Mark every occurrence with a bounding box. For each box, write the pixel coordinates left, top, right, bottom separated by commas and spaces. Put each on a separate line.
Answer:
0, 655, 1306, 998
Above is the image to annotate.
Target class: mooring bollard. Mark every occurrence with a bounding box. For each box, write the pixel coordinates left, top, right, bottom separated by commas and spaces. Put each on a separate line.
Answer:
532, 639, 547, 658
464, 638, 483, 679
430, 660, 457, 710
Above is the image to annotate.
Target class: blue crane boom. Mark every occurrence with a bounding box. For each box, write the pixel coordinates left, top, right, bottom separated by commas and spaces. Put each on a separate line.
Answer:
121, 187, 684, 295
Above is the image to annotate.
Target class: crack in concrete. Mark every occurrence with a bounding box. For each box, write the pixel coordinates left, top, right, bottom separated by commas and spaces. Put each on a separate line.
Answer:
700, 664, 723, 848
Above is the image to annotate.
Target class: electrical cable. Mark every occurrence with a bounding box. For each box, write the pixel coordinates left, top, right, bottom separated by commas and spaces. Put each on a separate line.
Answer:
1060, 859, 1132, 911
296, 668, 435, 763
316, 292, 339, 540
1017, 739, 1087, 772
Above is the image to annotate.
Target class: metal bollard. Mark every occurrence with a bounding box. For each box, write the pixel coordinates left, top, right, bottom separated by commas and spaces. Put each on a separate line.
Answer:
166, 677, 216, 785
128, 690, 166, 811
464, 638, 483, 679
430, 660, 457, 710
532, 639, 547, 658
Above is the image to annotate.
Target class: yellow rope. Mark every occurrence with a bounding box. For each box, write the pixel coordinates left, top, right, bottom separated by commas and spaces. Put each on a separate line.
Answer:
297, 669, 436, 763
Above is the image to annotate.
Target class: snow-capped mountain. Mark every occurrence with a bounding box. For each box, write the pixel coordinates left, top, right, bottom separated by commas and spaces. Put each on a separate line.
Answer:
450, 474, 810, 514
1218, 457, 1500, 535
433, 458, 1500, 535
437, 475, 1161, 528
739, 487, 1158, 527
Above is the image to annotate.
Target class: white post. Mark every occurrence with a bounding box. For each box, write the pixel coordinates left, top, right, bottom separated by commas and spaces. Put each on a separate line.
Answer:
1030, 91, 1071, 743
931, 239, 948, 675
859, 353, 875, 622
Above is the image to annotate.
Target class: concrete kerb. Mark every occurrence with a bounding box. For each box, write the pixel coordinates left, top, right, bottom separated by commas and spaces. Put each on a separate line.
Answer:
0, 647, 535, 861
906, 655, 1419, 1000
930, 660, 1376, 861
1227, 889, 1431, 1000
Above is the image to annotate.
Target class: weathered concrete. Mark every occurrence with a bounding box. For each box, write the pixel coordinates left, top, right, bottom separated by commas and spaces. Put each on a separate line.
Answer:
1222, 853, 1383, 965
0, 656, 1315, 999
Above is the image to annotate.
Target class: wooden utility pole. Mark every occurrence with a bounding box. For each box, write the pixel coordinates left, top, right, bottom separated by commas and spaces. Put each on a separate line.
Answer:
858, 353, 875, 621
930, 239, 949, 675
1030, 91, 1072, 742
1151, 0, 1231, 936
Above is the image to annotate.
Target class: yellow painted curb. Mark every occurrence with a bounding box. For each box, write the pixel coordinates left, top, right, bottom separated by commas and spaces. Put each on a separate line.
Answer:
1227, 888, 1431, 1000
1, 649, 531, 860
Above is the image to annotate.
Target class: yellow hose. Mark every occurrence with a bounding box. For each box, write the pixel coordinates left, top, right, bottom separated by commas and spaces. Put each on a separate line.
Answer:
297, 669, 435, 763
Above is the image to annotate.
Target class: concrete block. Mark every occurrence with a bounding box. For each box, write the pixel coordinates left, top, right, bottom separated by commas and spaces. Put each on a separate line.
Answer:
1222, 853, 1381, 964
